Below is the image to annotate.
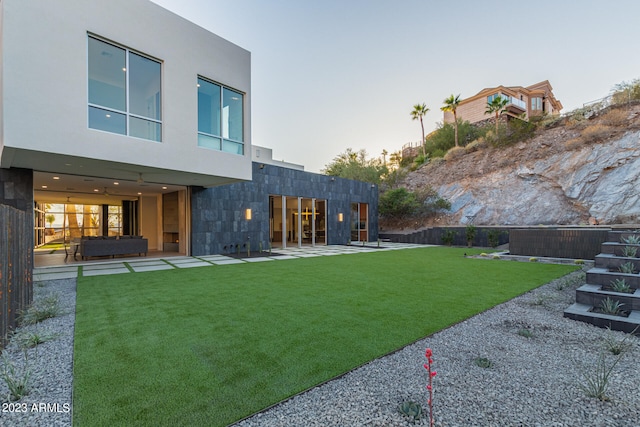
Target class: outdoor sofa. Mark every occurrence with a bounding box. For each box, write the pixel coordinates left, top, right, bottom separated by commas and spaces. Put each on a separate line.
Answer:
79, 235, 148, 260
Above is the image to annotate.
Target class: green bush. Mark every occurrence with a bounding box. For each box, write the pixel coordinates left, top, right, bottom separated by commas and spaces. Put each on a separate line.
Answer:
424, 119, 486, 158
378, 188, 421, 219
441, 229, 457, 246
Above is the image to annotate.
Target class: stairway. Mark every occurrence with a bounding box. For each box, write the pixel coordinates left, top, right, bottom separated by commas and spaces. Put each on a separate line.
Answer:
564, 230, 640, 335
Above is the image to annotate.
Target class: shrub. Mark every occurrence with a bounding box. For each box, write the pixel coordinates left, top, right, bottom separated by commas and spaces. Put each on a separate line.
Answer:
441, 229, 457, 246
465, 225, 477, 246
444, 146, 465, 161
601, 108, 628, 126
574, 259, 585, 265
464, 138, 487, 153
474, 357, 492, 368
487, 229, 503, 248
19, 295, 62, 326
518, 328, 534, 338
13, 330, 61, 349
529, 257, 538, 262
379, 187, 450, 220
581, 124, 612, 144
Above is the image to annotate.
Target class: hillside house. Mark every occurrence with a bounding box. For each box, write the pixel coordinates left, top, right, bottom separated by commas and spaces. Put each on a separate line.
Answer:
443, 80, 563, 125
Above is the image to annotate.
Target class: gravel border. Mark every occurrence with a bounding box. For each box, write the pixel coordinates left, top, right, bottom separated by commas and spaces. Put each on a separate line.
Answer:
2, 268, 639, 426
0, 279, 75, 427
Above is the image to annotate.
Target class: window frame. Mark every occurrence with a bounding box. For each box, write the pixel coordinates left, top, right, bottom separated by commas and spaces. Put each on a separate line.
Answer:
197, 76, 245, 155
87, 34, 163, 142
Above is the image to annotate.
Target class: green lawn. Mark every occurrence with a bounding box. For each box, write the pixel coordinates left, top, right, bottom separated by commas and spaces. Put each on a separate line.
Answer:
73, 247, 577, 426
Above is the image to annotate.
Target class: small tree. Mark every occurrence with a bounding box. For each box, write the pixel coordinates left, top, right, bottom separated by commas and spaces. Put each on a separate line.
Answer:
411, 103, 430, 157
465, 225, 476, 247
485, 96, 509, 136
322, 148, 388, 184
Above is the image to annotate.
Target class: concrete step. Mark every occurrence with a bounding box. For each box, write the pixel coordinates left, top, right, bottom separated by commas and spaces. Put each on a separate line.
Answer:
576, 284, 640, 311
586, 267, 640, 290
564, 303, 640, 335
594, 253, 640, 272
601, 242, 640, 256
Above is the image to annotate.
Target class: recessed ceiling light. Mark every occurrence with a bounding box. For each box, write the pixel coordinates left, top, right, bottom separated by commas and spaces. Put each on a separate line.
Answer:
137, 192, 142, 195
41, 185, 47, 189
94, 189, 100, 192
162, 186, 167, 190
106, 114, 111, 118
114, 182, 119, 185
53, 176, 60, 180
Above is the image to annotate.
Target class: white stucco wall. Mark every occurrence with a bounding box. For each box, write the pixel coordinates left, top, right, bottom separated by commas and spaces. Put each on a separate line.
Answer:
0, 0, 252, 184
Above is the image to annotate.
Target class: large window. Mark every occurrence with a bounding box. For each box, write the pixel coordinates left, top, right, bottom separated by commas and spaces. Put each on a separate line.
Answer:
88, 36, 162, 142
531, 97, 543, 111
198, 77, 244, 155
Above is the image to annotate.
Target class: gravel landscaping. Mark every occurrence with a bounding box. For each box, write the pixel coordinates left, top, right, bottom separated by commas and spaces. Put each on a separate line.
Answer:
2, 268, 639, 426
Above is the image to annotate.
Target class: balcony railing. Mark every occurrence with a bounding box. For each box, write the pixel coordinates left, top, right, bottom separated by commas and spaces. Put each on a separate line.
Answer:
508, 97, 527, 110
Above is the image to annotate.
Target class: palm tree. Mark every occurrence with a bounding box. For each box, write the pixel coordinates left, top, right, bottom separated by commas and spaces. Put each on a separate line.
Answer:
441, 94, 461, 147
485, 95, 509, 136
410, 103, 429, 157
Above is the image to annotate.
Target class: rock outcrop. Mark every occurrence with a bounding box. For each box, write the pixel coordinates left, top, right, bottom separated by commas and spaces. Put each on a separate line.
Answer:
402, 105, 640, 226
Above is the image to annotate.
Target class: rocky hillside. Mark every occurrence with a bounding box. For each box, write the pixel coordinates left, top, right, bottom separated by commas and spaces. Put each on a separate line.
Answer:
397, 103, 640, 227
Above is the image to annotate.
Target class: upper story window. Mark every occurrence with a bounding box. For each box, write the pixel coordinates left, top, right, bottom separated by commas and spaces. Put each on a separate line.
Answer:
488, 93, 506, 103
531, 97, 543, 110
197, 76, 244, 155
88, 36, 162, 142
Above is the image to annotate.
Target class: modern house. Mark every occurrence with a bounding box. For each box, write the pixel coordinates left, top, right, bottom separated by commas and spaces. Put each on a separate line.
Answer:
0, 0, 378, 340
443, 80, 563, 125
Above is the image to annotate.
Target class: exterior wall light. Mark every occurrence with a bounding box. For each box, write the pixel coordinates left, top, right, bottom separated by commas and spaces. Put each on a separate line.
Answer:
338, 213, 343, 222
245, 208, 252, 220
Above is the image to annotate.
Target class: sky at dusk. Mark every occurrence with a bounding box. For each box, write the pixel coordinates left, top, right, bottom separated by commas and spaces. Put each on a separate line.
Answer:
152, 0, 640, 172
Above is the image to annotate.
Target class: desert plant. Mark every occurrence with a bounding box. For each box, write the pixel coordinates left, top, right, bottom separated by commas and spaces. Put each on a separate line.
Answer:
598, 297, 625, 316
1, 353, 32, 401
621, 245, 638, 258
398, 401, 423, 422
576, 351, 624, 401
492, 254, 501, 260
474, 357, 492, 368
423, 348, 436, 427
441, 229, 457, 246
443, 146, 465, 161
518, 328, 534, 338
602, 326, 637, 356
574, 259, 585, 265
618, 262, 636, 274
609, 278, 633, 294
621, 235, 640, 245
464, 138, 487, 153
19, 294, 62, 326
601, 108, 628, 126
529, 257, 538, 262
13, 330, 61, 350
581, 124, 612, 144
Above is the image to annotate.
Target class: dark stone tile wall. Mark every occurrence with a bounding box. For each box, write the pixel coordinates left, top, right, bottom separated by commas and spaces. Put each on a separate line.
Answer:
0, 168, 33, 211
191, 162, 379, 255
0, 168, 34, 348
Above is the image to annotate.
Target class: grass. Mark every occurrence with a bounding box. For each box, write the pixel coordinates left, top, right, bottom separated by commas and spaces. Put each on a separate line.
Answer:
73, 247, 577, 426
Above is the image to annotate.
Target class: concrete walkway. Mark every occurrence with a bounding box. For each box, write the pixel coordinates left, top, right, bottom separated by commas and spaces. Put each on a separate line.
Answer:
33, 243, 429, 282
